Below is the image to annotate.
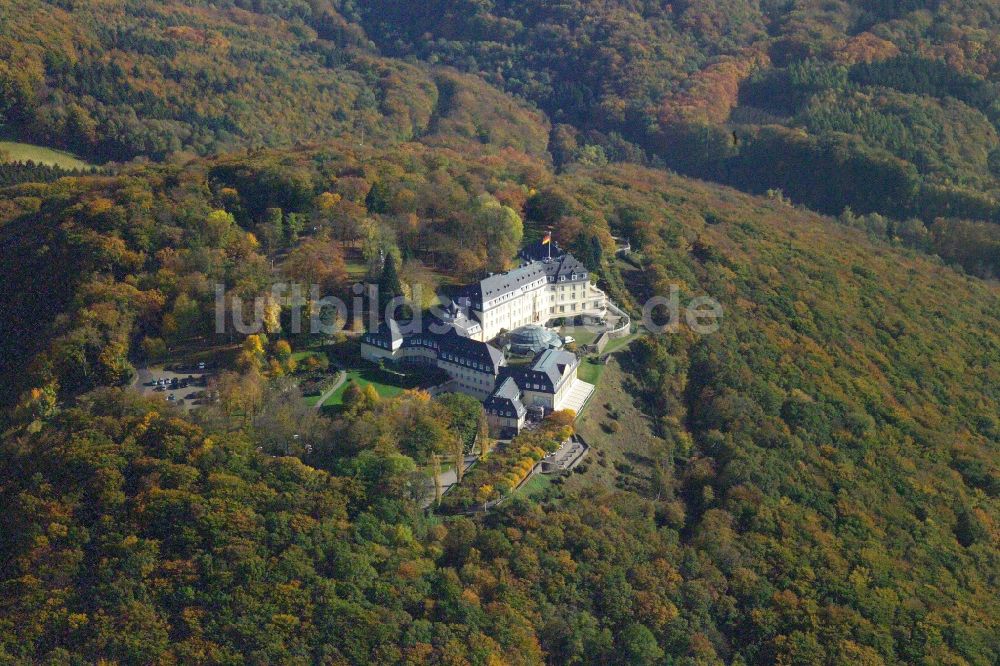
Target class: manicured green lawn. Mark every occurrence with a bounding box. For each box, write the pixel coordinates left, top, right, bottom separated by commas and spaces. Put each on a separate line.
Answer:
559, 326, 599, 346
321, 366, 422, 407
578, 358, 606, 384
576, 333, 638, 385
519, 472, 554, 501
0, 139, 94, 169
603, 333, 637, 354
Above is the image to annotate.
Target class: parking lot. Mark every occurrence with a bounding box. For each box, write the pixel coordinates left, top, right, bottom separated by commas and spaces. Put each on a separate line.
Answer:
540, 437, 588, 473
135, 362, 217, 411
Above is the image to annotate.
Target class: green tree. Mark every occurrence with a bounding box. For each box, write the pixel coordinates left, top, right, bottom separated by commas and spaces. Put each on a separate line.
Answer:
477, 196, 524, 273
378, 251, 404, 311
366, 180, 392, 214
619, 624, 664, 666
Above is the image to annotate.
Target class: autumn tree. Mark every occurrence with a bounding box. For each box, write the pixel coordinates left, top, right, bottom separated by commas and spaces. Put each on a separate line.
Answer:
283, 238, 348, 294
477, 196, 524, 273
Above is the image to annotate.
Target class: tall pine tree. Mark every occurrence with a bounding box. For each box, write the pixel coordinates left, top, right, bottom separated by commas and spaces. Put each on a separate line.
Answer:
377, 251, 403, 312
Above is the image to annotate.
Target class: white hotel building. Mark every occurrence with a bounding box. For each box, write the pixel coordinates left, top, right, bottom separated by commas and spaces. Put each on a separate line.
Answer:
457, 242, 608, 341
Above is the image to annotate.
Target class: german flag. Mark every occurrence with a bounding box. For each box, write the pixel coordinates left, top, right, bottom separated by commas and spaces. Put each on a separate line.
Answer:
542, 231, 552, 245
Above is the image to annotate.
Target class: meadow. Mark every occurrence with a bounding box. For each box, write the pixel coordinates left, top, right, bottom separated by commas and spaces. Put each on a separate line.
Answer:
0, 138, 94, 169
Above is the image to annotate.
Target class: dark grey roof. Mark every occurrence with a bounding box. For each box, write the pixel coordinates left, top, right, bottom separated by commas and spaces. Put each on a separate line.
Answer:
464, 252, 591, 309
533, 348, 576, 376
493, 376, 522, 400
521, 239, 563, 261
362, 318, 403, 346
531, 349, 577, 387
476, 262, 550, 301
440, 318, 480, 337
387, 318, 402, 342
430, 302, 481, 337
401, 329, 504, 373
501, 348, 578, 393
552, 254, 587, 279
485, 377, 526, 417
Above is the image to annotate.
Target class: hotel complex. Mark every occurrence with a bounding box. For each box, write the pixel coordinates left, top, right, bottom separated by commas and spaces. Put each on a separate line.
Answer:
361, 242, 602, 436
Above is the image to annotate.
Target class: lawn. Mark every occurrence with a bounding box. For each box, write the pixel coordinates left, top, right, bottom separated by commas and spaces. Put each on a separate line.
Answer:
578, 357, 606, 384
0, 138, 95, 169
320, 364, 429, 408
571, 357, 661, 495
602, 333, 638, 354
291, 350, 325, 363
559, 325, 599, 347
576, 333, 639, 385
518, 472, 555, 501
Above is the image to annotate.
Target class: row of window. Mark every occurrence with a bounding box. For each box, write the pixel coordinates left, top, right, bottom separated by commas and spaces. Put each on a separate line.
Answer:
441, 352, 490, 372
451, 372, 491, 387
484, 276, 588, 310
456, 381, 489, 394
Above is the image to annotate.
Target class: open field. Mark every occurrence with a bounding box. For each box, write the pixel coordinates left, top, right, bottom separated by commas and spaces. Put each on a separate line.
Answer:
570, 357, 662, 496
577, 357, 605, 384
0, 139, 94, 170
518, 471, 555, 501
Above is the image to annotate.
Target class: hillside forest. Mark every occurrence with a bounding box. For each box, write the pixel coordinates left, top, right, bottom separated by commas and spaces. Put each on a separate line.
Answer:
0, 1, 998, 664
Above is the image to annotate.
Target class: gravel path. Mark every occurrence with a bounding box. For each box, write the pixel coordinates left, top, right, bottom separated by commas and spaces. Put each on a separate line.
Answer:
312, 371, 346, 410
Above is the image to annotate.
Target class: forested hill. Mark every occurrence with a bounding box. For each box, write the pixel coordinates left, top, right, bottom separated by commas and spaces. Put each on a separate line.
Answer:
359, 0, 1000, 276
0, 0, 549, 161
1, 1, 999, 663
3, 0, 1000, 275
0, 139, 998, 663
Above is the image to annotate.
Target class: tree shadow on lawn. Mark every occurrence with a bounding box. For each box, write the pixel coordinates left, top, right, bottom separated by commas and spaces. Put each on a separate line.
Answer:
319, 362, 445, 416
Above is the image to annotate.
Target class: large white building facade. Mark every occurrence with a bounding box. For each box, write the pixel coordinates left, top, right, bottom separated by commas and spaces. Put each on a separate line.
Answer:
455, 243, 607, 341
